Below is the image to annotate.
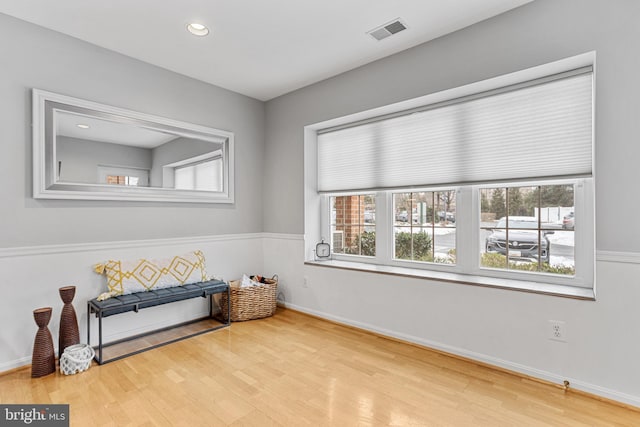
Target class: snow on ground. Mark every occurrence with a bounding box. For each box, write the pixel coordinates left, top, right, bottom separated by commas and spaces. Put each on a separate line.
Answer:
546, 230, 575, 247
549, 255, 575, 269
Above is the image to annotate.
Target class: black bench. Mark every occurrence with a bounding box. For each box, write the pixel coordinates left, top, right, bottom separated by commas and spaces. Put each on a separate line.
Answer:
87, 280, 230, 364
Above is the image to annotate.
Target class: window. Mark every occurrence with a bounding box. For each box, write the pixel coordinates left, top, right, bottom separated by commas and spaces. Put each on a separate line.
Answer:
481, 184, 575, 275
330, 194, 375, 256
310, 55, 595, 294
164, 152, 224, 192
106, 175, 139, 186
393, 190, 456, 264
174, 158, 223, 191
98, 166, 149, 187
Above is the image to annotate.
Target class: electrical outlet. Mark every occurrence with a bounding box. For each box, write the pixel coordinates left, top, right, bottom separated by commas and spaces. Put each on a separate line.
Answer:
549, 320, 567, 342
303, 276, 309, 288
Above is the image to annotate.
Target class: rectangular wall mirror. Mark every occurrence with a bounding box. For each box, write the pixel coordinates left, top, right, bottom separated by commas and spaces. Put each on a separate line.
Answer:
33, 89, 234, 203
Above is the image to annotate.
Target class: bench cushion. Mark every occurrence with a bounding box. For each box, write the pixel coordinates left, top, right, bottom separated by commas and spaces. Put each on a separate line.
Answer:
89, 280, 228, 317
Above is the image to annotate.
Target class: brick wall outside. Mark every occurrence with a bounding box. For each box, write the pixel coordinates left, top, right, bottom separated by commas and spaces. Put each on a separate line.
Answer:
334, 195, 364, 249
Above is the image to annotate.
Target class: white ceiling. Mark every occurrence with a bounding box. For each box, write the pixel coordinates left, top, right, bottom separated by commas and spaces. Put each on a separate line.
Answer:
0, 0, 533, 101
56, 111, 177, 148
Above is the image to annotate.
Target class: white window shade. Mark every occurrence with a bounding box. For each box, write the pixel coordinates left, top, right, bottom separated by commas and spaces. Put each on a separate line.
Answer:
317, 69, 593, 192
174, 158, 222, 191
174, 166, 194, 190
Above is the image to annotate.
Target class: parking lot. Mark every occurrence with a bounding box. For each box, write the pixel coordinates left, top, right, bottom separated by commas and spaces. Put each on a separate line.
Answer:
393, 221, 575, 268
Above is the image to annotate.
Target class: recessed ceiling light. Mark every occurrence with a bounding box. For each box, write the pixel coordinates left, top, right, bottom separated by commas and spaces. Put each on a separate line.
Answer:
187, 22, 209, 37
76, 124, 90, 129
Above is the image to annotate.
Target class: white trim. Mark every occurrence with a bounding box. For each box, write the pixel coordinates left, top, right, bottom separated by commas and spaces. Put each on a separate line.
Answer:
280, 301, 640, 409
2, 232, 632, 261
596, 250, 640, 264
0, 233, 264, 258
165, 150, 222, 168
0, 356, 31, 373
306, 259, 595, 300
262, 233, 305, 241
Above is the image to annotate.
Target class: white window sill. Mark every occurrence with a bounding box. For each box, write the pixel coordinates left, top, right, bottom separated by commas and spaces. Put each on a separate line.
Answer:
304, 260, 595, 300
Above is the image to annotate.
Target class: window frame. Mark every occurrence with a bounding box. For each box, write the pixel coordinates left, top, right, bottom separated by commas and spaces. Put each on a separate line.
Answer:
320, 178, 593, 292
391, 189, 458, 266
305, 52, 596, 298
328, 193, 378, 258
470, 179, 593, 289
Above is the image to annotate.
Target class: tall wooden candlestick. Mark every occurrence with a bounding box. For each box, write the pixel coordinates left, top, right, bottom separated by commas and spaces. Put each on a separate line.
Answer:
32, 307, 56, 377
58, 285, 80, 357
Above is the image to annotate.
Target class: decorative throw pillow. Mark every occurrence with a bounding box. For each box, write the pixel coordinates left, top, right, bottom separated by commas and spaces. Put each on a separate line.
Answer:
95, 250, 207, 296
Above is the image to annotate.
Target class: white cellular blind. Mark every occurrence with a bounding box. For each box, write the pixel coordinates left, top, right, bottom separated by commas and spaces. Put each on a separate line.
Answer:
317, 69, 593, 192
175, 158, 223, 191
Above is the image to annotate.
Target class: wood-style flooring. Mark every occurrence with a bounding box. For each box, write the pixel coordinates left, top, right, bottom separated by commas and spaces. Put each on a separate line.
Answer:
1, 308, 639, 426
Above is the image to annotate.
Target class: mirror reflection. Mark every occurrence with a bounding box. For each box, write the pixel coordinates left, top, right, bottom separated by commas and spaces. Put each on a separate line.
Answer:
33, 89, 234, 203
56, 111, 224, 191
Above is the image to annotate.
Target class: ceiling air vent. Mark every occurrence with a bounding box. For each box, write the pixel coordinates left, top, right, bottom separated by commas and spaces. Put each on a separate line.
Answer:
367, 18, 407, 41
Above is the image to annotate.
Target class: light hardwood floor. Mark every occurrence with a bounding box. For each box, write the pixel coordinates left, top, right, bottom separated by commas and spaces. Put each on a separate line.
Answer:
2, 308, 639, 426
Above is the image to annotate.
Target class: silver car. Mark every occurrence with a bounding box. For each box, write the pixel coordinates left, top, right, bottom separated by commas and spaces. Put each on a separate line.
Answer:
485, 216, 553, 263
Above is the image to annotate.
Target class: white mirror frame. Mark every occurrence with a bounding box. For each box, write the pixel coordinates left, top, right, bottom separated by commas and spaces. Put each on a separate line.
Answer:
32, 89, 235, 203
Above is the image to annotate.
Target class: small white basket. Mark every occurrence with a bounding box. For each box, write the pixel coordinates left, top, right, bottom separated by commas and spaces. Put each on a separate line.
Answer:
60, 344, 95, 375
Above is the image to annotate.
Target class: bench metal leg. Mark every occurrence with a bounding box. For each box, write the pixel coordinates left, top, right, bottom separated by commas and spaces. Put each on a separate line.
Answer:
87, 301, 91, 347
88, 302, 104, 364
97, 311, 103, 364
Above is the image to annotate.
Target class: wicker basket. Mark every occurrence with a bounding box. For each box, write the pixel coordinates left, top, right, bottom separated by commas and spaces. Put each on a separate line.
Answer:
220, 275, 277, 322
59, 344, 94, 375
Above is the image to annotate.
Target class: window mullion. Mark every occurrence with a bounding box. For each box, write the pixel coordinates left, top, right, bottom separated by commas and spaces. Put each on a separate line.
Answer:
320, 195, 330, 250
375, 192, 391, 264
573, 178, 595, 287
456, 186, 475, 273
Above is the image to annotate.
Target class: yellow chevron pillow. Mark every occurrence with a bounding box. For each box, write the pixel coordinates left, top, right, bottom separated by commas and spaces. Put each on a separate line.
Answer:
95, 250, 207, 296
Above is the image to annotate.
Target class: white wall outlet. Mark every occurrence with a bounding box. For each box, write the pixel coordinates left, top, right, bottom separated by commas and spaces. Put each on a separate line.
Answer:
549, 320, 567, 342
303, 276, 309, 288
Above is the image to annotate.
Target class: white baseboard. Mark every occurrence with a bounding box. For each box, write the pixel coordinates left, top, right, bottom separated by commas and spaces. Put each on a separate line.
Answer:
279, 301, 640, 409
0, 356, 31, 373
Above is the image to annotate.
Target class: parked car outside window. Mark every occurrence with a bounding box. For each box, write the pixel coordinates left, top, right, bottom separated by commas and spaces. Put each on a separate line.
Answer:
485, 216, 554, 263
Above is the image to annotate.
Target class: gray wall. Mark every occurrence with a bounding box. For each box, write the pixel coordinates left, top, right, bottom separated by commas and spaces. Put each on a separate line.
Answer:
57, 137, 152, 184
3, 0, 640, 404
0, 12, 264, 247
263, 0, 640, 253
261, 0, 640, 405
